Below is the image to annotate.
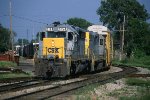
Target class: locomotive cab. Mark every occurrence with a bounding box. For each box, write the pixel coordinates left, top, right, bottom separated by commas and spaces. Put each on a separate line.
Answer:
88, 25, 112, 70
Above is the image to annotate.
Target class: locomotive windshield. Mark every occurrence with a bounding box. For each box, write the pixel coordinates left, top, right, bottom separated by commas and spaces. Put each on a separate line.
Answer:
47, 32, 66, 38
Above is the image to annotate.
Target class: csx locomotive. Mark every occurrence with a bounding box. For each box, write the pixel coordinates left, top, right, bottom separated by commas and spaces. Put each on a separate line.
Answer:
34, 22, 112, 78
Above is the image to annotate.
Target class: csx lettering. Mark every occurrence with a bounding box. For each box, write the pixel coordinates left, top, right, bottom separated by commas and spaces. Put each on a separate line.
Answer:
48, 48, 59, 53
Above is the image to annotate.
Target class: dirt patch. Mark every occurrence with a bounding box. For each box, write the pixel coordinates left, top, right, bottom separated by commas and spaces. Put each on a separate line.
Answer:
136, 67, 150, 74
135, 67, 150, 80
100, 66, 122, 74
90, 79, 126, 100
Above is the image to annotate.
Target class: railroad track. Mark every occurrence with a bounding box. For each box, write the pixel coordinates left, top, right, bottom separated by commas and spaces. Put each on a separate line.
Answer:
0, 77, 67, 94
0, 66, 138, 100
0, 76, 34, 83
0, 79, 47, 93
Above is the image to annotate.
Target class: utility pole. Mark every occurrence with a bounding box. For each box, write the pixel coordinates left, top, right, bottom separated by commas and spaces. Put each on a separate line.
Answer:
119, 15, 125, 61
32, 25, 35, 43
21, 39, 24, 56
27, 29, 29, 44
114, 14, 126, 61
9, 0, 14, 61
122, 15, 125, 59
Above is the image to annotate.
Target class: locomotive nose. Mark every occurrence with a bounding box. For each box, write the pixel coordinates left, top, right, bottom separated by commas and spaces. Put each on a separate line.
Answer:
43, 38, 65, 58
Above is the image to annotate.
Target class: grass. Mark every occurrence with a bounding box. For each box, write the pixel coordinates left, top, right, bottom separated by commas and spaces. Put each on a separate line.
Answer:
0, 59, 33, 79
112, 56, 150, 70
0, 72, 32, 79
0, 61, 17, 68
118, 78, 150, 100
76, 95, 95, 100
120, 94, 150, 100
75, 83, 100, 95
126, 78, 150, 86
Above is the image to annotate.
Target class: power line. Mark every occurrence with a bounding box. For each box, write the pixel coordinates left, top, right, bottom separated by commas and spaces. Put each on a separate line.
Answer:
0, 14, 48, 25
0, 15, 9, 17
12, 15, 48, 25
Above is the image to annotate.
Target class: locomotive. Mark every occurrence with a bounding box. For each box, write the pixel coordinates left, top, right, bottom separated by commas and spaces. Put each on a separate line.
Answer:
34, 22, 112, 78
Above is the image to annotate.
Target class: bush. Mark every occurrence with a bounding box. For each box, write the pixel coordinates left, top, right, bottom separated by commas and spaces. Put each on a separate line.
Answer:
133, 49, 146, 58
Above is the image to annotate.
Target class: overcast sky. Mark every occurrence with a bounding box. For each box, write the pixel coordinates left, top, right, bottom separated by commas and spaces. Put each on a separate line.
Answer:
0, 0, 150, 41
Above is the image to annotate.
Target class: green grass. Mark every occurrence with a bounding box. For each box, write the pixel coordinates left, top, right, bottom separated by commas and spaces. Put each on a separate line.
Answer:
119, 87, 150, 100
112, 56, 150, 70
0, 61, 17, 68
0, 72, 32, 79
76, 95, 94, 100
126, 78, 150, 86
118, 78, 150, 100
108, 78, 150, 100
120, 94, 150, 100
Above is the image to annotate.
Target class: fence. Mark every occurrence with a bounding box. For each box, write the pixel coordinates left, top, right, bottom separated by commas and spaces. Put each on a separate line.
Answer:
0, 54, 19, 65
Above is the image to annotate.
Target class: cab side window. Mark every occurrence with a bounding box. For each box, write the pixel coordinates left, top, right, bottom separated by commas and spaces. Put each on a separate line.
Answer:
100, 39, 103, 45
68, 32, 73, 41
40, 32, 45, 41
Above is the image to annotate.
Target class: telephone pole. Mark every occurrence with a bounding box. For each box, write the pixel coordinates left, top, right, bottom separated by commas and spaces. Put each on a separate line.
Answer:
114, 14, 126, 61
27, 29, 29, 44
21, 39, 24, 56
122, 15, 125, 59
9, 0, 14, 61
119, 15, 125, 61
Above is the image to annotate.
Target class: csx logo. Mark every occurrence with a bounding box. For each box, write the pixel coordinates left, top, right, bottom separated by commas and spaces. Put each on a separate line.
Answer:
47, 48, 59, 53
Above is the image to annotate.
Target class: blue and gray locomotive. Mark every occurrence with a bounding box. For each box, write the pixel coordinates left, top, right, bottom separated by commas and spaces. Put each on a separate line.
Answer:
34, 22, 112, 78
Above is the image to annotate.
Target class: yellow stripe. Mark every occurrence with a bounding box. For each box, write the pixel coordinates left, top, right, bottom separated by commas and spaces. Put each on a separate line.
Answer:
85, 32, 89, 56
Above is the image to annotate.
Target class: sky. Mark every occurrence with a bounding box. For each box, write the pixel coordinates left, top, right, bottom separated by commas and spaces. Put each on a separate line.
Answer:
0, 0, 150, 42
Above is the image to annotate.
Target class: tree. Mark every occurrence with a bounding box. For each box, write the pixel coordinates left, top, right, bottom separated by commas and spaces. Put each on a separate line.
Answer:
67, 17, 92, 29
97, 0, 150, 57
17, 39, 29, 45
30, 39, 37, 43
0, 24, 16, 53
